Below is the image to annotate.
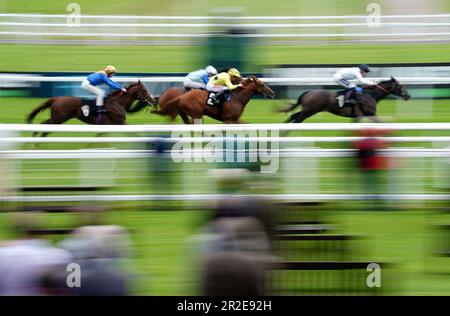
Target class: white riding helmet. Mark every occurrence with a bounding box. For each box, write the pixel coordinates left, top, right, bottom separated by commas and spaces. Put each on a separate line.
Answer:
205, 65, 217, 75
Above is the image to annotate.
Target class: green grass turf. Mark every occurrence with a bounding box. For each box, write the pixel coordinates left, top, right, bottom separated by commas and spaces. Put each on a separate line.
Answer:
1, 97, 450, 125
2, 43, 450, 73
0, 0, 407, 16
1, 19, 450, 294
0, 95, 449, 295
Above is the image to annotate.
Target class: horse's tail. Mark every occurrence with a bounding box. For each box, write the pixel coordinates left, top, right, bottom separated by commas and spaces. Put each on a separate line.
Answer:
278, 91, 309, 113
27, 97, 56, 123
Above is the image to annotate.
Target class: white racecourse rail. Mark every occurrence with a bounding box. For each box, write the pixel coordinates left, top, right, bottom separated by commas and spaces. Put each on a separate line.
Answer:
1, 14, 450, 43
2, 75, 450, 86
1, 123, 449, 202
1, 122, 450, 133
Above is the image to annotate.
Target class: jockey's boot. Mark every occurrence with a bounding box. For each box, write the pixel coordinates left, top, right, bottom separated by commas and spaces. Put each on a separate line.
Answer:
96, 105, 107, 113
344, 89, 357, 104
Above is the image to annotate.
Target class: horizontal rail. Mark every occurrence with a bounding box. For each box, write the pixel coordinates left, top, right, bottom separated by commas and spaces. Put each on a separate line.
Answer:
1, 123, 449, 133
2, 31, 450, 38
2, 14, 450, 20
2, 148, 449, 159
2, 75, 450, 85
3, 22, 450, 28
3, 136, 450, 144
2, 14, 448, 43
1, 193, 448, 203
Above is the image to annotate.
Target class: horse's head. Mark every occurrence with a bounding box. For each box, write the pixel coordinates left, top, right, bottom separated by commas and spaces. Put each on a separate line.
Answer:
126, 81, 157, 105
387, 77, 411, 101
243, 75, 276, 99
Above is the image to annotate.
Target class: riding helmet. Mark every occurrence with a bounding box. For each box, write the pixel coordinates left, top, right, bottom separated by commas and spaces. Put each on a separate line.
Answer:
104, 65, 117, 75
205, 65, 218, 75
358, 64, 370, 73
227, 68, 241, 78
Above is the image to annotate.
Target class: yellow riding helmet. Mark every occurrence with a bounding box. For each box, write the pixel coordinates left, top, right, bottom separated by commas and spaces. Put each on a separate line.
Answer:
227, 68, 241, 78
104, 65, 117, 75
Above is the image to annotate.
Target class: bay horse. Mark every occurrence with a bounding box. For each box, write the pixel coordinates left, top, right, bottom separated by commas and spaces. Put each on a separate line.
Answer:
27, 81, 156, 137
280, 77, 411, 123
151, 75, 275, 123
153, 74, 243, 124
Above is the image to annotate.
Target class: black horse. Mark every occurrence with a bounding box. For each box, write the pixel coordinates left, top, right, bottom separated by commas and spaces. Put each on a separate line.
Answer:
280, 77, 411, 123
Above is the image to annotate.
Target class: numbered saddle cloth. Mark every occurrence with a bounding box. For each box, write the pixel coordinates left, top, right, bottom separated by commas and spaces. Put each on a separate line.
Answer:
206, 91, 231, 107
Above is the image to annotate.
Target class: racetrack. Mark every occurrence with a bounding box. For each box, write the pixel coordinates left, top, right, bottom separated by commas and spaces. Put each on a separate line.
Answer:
1, 0, 450, 296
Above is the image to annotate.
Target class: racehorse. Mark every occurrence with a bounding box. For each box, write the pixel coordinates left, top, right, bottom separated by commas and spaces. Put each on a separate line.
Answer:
27, 81, 156, 137
154, 87, 190, 123
151, 75, 275, 123
153, 74, 243, 124
280, 77, 411, 123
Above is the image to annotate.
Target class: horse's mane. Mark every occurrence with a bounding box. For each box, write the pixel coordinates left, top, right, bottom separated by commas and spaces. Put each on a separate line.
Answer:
364, 78, 396, 90
109, 82, 140, 98
378, 79, 395, 85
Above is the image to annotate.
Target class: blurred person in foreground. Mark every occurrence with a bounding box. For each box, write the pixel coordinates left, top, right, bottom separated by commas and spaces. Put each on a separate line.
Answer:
81, 65, 127, 113
353, 128, 391, 210
183, 65, 218, 91
0, 213, 72, 296
58, 225, 133, 296
185, 169, 277, 295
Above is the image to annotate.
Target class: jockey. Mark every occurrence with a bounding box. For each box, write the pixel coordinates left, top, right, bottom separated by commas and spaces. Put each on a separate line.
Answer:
206, 68, 243, 106
333, 64, 376, 106
183, 65, 218, 91
81, 65, 127, 113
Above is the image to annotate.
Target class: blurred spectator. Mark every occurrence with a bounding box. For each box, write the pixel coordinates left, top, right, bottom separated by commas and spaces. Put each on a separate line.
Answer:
0, 214, 72, 296
353, 128, 390, 210
185, 168, 277, 295
202, 251, 266, 296
146, 135, 174, 209
59, 225, 133, 296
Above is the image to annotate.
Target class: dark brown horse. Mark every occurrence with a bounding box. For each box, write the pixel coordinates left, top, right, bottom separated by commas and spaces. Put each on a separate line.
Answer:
280, 77, 411, 123
152, 75, 275, 123
27, 81, 156, 137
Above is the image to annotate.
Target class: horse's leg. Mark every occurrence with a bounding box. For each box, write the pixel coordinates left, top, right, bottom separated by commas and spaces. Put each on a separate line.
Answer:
351, 105, 367, 122
179, 112, 192, 124
30, 118, 55, 149
287, 110, 317, 123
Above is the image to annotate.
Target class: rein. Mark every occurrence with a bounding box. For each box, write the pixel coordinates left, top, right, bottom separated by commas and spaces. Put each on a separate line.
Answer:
375, 84, 391, 94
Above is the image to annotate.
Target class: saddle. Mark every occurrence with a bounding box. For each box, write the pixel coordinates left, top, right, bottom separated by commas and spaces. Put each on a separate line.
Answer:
206, 91, 231, 107
336, 89, 358, 107
80, 98, 107, 117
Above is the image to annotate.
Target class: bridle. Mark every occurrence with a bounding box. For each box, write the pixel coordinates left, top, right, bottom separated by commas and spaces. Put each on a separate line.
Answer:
375, 83, 391, 94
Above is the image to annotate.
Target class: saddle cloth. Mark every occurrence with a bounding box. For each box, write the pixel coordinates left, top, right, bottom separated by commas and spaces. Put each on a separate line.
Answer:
80, 98, 106, 117
206, 91, 231, 107
335, 89, 358, 107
